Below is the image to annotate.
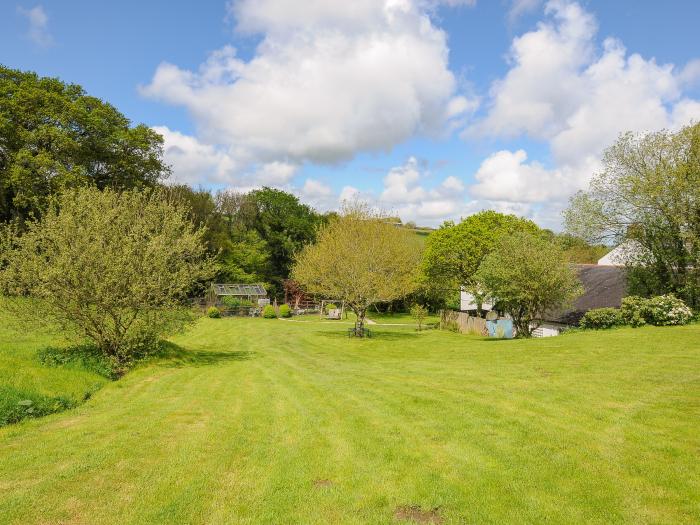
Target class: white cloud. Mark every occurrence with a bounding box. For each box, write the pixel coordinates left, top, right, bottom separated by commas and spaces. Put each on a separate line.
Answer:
155, 126, 239, 186
17, 5, 52, 47
470, 149, 592, 203
370, 157, 469, 223
467, 0, 700, 207
143, 0, 469, 176
508, 0, 543, 24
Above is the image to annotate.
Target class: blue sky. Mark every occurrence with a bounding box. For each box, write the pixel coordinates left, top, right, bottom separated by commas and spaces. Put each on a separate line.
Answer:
3, 0, 700, 228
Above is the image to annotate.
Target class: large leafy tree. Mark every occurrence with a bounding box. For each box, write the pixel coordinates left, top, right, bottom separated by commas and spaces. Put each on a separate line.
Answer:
0, 66, 169, 223
564, 122, 700, 308
475, 232, 583, 337
215, 187, 321, 296
421, 210, 542, 293
292, 204, 421, 335
0, 187, 215, 369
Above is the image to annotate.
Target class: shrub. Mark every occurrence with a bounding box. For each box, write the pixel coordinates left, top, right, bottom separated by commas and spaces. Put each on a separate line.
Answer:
410, 304, 428, 331
207, 306, 221, 318
645, 294, 693, 326
324, 303, 337, 313
579, 308, 624, 330
621, 294, 693, 327
262, 305, 277, 318
279, 304, 292, 318
620, 296, 648, 327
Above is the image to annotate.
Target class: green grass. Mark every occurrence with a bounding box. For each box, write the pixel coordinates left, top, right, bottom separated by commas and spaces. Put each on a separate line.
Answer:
366, 311, 441, 325
0, 306, 109, 426
1, 316, 699, 524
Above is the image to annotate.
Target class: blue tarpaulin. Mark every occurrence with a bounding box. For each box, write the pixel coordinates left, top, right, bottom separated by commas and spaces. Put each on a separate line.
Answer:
487, 319, 514, 338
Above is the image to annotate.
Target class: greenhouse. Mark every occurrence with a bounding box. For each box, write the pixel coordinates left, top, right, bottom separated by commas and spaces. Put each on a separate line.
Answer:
206, 283, 268, 308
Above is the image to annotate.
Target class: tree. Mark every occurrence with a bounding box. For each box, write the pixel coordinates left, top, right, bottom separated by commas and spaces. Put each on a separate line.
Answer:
475, 232, 583, 337
0, 66, 169, 224
421, 210, 542, 293
215, 187, 321, 296
410, 304, 428, 331
292, 204, 421, 335
564, 123, 700, 308
0, 187, 215, 369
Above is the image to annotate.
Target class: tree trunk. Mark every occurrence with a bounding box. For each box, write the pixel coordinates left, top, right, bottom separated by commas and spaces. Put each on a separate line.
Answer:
354, 308, 366, 336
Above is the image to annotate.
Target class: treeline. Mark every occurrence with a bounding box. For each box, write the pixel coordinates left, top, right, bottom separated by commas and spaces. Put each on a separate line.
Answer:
0, 65, 326, 298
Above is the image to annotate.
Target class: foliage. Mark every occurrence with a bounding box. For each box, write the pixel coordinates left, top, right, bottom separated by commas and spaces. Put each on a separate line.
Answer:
0, 187, 215, 369
324, 303, 338, 313
220, 296, 253, 308
620, 296, 649, 327
621, 295, 693, 327
262, 305, 277, 318
475, 232, 583, 337
564, 123, 700, 308
38, 344, 118, 379
283, 279, 311, 308
0, 66, 168, 224
410, 304, 429, 331
279, 304, 292, 318
421, 211, 542, 294
292, 203, 421, 335
579, 308, 624, 330
546, 232, 610, 264
0, 385, 77, 426
216, 187, 322, 296
207, 306, 222, 319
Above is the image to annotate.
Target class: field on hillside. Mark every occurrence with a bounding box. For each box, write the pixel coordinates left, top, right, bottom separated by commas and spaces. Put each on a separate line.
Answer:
1, 314, 699, 524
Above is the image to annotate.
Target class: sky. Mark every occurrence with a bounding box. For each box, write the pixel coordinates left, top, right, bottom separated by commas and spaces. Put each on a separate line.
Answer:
3, 0, 700, 229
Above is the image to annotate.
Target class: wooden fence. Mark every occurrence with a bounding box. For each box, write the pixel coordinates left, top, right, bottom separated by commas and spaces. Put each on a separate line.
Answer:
440, 310, 488, 336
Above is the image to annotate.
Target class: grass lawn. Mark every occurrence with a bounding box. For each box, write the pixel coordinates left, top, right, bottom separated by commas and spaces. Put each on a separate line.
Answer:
0, 305, 109, 426
1, 316, 699, 524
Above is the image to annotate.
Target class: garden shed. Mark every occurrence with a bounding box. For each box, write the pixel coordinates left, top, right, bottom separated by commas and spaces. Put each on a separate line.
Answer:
206, 283, 268, 307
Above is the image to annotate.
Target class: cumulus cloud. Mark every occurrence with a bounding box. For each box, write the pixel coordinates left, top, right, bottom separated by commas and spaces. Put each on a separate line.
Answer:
467, 0, 700, 208
17, 5, 52, 47
365, 157, 468, 223
143, 0, 470, 182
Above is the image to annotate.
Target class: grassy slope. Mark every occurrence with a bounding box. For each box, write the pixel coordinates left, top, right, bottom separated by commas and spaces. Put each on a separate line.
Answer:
0, 306, 108, 424
0, 318, 699, 524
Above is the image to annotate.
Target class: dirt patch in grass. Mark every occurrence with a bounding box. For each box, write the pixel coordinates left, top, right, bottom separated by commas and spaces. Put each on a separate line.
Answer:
313, 479, 334, 488
394, 505, 444, 524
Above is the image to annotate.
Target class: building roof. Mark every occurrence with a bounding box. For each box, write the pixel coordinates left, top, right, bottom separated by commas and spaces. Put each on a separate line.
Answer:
544, 265, 627, 325
212, 283, 267, 296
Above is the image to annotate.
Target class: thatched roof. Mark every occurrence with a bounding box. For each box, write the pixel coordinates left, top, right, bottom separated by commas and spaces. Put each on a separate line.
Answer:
545, 265, 627, 325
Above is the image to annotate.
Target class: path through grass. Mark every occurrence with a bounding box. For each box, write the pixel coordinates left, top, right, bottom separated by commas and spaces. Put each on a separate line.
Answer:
1, 318, 699, 524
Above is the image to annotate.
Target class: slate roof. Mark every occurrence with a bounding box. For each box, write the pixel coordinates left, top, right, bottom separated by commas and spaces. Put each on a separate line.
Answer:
544, 264, 627, 325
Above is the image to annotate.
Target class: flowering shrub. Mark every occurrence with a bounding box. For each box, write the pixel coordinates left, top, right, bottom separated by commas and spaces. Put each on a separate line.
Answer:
579, 308, 624, 329
621, 295, 692, 327
645, 295, 693, 326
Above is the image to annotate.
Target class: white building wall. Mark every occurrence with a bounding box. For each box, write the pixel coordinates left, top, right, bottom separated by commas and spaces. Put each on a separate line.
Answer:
460, 290, 494, 311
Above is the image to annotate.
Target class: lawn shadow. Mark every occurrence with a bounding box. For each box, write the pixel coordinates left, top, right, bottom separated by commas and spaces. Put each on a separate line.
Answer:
153, 341, 257, 368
